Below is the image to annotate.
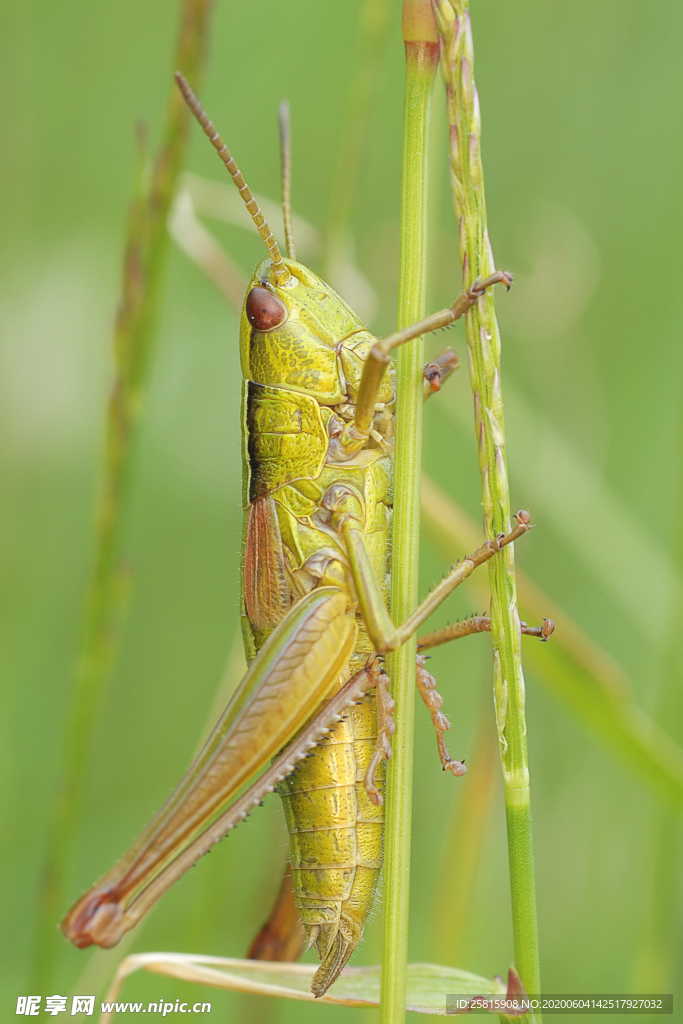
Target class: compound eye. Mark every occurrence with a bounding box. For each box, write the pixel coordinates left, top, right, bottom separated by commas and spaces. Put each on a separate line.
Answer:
245, 287, 287, 332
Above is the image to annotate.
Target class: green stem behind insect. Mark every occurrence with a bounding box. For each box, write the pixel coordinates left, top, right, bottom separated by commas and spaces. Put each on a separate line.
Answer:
31, 0, 213, 992
381, 4, 438, 1021
433, 0, 543, 1013
322, 0, 392, 279
422, 474, 683, 807
431, 697, 497, 964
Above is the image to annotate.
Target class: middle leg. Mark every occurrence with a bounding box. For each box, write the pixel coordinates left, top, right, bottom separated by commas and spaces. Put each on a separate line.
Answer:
418, 615, 555, 651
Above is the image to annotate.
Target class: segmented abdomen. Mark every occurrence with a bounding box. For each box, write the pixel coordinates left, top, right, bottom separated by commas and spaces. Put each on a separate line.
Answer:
278, 655, 383, 996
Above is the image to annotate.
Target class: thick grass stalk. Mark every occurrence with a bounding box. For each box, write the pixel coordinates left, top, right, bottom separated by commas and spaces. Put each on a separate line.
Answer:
381, 4, 438, 1021
32, 0, 213, 990
432, 0, 542, 1010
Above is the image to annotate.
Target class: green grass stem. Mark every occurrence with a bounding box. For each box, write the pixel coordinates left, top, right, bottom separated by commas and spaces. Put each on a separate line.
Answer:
380, 4, 439, 1021
31, 0, 213, 990
433, 0, 542, 1011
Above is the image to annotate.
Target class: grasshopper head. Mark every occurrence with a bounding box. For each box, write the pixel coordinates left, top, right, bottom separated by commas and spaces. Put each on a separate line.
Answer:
175, 75, 364, 401
240, 258, 364, 402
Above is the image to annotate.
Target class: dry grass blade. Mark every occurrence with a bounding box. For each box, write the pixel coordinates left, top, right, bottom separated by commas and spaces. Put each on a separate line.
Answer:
100, 954, 507, 1020
422, 474, 683, 805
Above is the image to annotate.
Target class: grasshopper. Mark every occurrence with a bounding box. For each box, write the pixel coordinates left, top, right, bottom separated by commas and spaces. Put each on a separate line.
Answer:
61, 73, 548, 997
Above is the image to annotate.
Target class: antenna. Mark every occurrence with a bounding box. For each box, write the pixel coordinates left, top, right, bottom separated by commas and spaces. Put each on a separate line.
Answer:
175, 73, 291, 286
278, 101, 296, 261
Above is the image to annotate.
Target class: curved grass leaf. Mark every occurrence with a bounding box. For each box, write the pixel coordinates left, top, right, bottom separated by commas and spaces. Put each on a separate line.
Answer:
102, 954, 507, 1019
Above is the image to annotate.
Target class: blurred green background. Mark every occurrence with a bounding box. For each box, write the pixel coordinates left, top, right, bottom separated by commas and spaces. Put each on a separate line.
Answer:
4, 0, 683, 1019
